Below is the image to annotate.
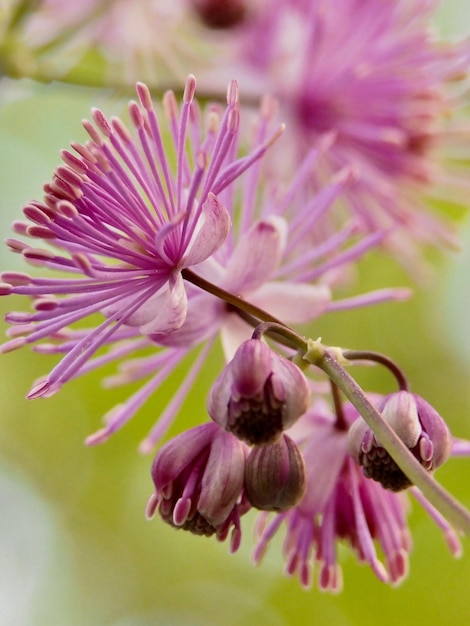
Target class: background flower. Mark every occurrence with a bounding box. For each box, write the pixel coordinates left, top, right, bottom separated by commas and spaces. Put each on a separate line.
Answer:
0, 0, 261, 85
230, 0, 470, 270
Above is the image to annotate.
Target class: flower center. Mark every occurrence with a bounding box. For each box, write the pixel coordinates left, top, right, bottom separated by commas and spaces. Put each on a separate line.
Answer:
227, 377, 284, 445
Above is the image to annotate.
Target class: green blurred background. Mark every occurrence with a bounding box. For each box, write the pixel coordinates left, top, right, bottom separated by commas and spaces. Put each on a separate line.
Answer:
1, 3, 470, 625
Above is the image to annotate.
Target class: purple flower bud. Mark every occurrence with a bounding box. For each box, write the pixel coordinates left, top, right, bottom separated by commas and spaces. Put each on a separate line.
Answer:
207, 339, 310, 445
348, 391, 452, 491
244, 434, 306, 512
147, 422, 248, 548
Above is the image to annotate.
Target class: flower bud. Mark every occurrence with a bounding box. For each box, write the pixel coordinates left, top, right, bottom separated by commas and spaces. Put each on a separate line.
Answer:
244, 434, 306, 512
348, 391, 452, 492
148, 422, 248, 542
208, 339, 310, 445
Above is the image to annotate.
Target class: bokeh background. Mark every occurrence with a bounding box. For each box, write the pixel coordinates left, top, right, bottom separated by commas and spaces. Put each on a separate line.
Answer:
1, 2, 470, 625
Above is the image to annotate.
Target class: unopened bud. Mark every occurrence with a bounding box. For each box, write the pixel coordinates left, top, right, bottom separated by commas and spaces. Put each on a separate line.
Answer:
149, 423, 247, 538
244, 434, 306, 512
208, 339, 310, 445
348, 391, 452, 492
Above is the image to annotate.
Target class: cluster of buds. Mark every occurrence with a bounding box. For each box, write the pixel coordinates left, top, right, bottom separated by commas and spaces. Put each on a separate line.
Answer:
147, 325, 457, 576
148, 338, 310, 540
148, 332, 457, 558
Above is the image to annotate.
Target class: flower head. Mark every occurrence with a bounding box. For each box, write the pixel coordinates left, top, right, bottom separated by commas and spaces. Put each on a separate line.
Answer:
146, 421, 248, 551
348, 391, 452, 491
1, 0, 236, 85
207, 338, 310, 444
0, 77, 276, 398
190, 0, 248, 29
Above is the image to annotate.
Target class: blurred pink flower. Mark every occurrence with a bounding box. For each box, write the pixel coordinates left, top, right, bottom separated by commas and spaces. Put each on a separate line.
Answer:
4, 0, 259, 84
230, 0, 470, 268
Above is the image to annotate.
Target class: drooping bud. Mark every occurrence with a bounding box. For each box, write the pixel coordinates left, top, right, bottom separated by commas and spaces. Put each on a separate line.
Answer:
207, 339, 310, 445
244, 434, 306, 512
348, 391, 452, 491
147, 422, 248, 547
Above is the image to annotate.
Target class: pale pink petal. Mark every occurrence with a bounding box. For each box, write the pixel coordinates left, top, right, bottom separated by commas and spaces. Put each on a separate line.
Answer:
220, 315, 254, 361
225, 217, 287, 293
150, 293, 223, 347
251, 281, 331, 323
184, 193, 231, 266
140, 273, 187, 334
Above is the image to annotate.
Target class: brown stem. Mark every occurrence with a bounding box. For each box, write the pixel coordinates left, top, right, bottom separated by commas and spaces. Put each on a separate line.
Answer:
342, 349, 409, 391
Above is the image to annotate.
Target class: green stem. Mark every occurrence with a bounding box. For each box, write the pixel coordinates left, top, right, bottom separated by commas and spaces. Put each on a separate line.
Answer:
317, 348, 470, 536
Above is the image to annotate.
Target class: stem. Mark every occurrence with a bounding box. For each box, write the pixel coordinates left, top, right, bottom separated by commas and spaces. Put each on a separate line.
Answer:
316, 348, 470, 536
251, 321, 307, 351
343, 349, 409, 391
330, 379, 348, 431
182, 268, 284, 325
183, 271, 311, 352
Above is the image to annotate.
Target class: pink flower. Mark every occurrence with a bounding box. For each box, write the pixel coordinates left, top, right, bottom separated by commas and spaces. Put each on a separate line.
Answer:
4, 0, 258, 85
146, 421, 249, 551
0, 79, 406, 451
348, 391, 452, 490
0, 76, 270, 399
232, 0, 470, 266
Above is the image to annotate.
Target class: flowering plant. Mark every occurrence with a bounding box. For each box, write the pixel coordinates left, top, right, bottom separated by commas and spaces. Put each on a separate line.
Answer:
1, 0, 470, 610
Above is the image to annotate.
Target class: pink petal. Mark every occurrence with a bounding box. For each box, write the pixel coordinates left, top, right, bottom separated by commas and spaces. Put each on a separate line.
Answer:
199, 430, 246, 526
152, 422, 218, 488
150, 293, 223, 347
154, 211, 185, 265
220, 315, 254, 361
299, 425, 348, 513
140, 273, 188, 334
225, 217, 286, 293
230, 339, 273, 396
184, 193, 231, 266
251, 281, 331, 323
